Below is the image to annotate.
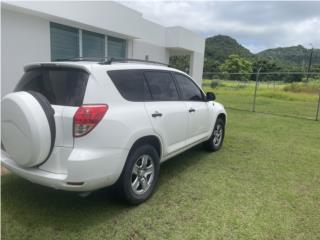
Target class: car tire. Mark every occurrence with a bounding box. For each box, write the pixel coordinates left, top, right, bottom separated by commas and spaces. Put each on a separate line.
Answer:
204, 117, 225, 152
119, 144, 160, 205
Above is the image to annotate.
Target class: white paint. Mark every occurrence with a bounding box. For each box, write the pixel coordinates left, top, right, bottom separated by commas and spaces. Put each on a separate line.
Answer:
131, 39, 170, 64
1, 8, 50, 96
1, 61, 227, 193
1, 1, 205, 95
1, 92, 52, 167
190, 51, 205, 86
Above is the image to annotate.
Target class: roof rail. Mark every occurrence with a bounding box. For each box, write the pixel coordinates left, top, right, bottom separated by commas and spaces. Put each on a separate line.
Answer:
55, 57, 108, 62
55, 57, 169, 67
100, 58, 169, 67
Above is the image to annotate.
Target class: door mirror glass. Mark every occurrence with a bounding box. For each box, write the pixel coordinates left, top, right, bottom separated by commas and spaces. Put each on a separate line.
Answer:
206, 92, 216, 101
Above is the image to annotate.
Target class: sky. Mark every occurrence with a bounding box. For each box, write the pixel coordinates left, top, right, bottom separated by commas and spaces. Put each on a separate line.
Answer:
121, 1, 320, 53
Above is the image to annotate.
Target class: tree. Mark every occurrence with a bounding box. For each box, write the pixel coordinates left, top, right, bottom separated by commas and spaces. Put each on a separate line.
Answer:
169, 55, 190, 73
251, 59, 282, 81
305, 64, 320, 81
219, 54, 253, 81
203, 58, 220, 79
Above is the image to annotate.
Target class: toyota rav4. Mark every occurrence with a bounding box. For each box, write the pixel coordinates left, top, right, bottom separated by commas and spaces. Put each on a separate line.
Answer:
1, 59, 227, 204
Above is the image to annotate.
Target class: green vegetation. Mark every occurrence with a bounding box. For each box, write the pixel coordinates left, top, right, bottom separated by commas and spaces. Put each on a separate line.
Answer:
203, 35, 320, 81
205, 35, 253, 65
169, 55, 190, 73
257, 45, 320, 66
203, 80, 320, 119
283, 81, 320, 94
219, 55, 253, 81
2, 105, 320, 239
169, 35, 320, 85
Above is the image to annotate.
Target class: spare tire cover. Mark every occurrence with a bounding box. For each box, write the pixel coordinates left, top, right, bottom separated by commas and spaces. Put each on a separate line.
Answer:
1, 91, 55, 167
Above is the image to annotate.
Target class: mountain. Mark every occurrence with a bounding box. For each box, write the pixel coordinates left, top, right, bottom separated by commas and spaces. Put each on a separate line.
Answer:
204, 35, 320, 71
256, 45, 320, 66
205, 35, 253, 64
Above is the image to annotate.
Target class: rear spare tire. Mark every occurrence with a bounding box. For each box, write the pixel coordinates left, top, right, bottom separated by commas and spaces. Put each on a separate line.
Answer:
1, 91, 55, 167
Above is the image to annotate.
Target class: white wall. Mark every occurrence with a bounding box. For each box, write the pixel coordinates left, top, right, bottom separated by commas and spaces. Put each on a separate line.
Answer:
1, 9, 50, 96
190, 52, 205, 85
1, 1, 205, 95
131, 40, 170, 64
2, 1, 166, 45
166, 27, 205, 54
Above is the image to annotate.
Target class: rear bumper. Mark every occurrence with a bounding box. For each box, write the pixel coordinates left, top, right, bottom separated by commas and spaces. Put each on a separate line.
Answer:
1, 148, 128, 192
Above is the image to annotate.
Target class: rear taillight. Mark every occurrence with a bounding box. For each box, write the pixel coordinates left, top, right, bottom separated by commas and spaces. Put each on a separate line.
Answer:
73, 105, 108, 137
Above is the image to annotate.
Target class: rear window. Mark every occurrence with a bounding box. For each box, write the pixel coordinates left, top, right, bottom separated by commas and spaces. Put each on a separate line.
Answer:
15, 67, 89, 106
108, 70, 151, 101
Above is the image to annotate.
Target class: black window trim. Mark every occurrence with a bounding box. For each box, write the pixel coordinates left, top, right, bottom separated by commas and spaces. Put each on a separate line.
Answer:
171, 72, 206, 102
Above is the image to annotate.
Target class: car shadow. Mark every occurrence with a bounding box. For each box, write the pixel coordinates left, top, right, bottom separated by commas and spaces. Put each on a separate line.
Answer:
1, 145, 212, 232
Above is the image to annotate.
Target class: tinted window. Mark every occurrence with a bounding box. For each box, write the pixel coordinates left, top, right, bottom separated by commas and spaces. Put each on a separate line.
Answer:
15, 67, 88, 106
82, 30, 105, 58
50, 22, 79, 61
108, 70, 150, 101
108, 36, 126, 58
144, 71, 179, 101
174, 73, 204, 101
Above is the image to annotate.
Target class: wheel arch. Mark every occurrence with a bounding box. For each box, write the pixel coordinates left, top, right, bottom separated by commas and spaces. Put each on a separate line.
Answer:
128, 135, 162, 159
217, 113, 227, 125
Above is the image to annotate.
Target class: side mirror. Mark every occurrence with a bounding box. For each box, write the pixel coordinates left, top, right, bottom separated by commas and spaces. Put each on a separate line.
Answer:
206, 92, 216, 101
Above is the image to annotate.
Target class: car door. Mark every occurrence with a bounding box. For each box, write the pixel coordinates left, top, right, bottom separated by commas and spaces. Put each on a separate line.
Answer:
173, 72, 211, 145
144, 71, 189, 156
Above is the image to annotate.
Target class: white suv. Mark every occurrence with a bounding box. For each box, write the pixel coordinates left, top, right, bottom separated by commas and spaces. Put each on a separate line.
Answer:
1, 59, 226, 204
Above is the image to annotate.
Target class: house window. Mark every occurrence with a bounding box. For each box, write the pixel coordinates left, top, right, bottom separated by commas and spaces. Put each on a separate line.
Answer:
108, 36, 126, 58
50, 22, 127, 61
50, 22, 79, 60
82, 30, 105, 58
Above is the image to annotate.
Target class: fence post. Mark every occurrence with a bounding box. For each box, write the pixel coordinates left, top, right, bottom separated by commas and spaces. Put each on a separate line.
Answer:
252, 67, 262, 112
316, 89, 320, 121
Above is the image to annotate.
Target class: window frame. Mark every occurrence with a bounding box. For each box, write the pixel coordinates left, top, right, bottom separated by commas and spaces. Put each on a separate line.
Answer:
172, 72, 206, 102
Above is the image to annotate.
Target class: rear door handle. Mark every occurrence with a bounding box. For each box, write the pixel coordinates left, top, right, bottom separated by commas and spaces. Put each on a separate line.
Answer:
189, 108, 196, 113
152, 111, 162, 118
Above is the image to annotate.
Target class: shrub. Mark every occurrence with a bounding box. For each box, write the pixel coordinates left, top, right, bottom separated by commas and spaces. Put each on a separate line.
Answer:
283, 82, 320, 94
210, 81, 219, 88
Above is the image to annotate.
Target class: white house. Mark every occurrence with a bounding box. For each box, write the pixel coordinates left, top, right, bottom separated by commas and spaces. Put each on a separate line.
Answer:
1, 1, 205, 96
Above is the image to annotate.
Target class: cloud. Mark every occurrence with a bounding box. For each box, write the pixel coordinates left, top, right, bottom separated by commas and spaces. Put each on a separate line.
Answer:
121, 1, 320, 53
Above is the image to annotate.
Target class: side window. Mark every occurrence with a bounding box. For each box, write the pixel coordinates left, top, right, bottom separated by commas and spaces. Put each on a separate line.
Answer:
144, 71, 179, 101
174, 73, 204, 101
108, 70, 150, 101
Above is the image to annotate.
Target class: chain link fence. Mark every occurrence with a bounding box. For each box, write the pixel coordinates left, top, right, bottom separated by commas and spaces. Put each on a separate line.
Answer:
202, 72, 320, 121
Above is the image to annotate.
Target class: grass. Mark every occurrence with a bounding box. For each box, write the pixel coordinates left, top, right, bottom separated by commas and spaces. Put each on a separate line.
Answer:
283, 81, 320, 94
1, 107, 320, 240
203, 80, 320, 120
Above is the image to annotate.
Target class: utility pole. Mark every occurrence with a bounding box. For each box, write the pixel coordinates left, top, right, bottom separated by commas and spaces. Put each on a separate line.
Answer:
306, 44, 314, 82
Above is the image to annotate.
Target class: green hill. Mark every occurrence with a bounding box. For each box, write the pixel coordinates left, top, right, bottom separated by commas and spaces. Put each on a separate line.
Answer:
256, 45, 320, 66
205, 35, 253, 64
204, 35, 320, 73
